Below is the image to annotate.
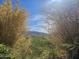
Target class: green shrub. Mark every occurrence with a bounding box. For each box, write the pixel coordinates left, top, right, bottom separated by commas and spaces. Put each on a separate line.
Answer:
0, 44, 13, 59
28, 37, 55, 59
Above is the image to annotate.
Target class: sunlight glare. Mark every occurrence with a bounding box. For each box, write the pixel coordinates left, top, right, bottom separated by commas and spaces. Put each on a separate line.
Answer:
51, 0, 62, 2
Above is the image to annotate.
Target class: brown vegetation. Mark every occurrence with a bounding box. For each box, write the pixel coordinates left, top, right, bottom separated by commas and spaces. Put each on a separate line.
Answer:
43, 0, 79, 59
0, 0, 28, 46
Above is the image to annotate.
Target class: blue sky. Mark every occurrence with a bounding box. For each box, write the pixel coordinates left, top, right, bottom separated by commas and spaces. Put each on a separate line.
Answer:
0, 0, 74, 33
24, 0, 48, 33
0, 0, 48, 33
0, 0, 70, 33
0, 0, 65, 33
19, 0, 49, 33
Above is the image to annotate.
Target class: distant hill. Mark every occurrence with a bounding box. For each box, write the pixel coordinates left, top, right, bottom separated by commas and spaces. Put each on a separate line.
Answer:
24, 31, 47, 37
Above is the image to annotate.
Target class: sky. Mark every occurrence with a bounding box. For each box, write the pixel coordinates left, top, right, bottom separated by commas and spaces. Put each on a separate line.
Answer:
0, 0, 50, 33
20, 0, 50, 33
25, 0, 48, 33
25, 0, 77, 33
0, 0, 72, 33
0, 0, 67, 33
0, 0, 48, 33
24, 0, 63, 33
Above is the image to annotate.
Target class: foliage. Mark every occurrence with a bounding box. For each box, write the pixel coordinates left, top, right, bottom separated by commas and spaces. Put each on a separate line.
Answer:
0, 0, 29, 59
0, 44, 13, 59
26, 36, 56, 59
43, 0, 79, 59
11, 36, 31, 59
0, 0, 28, 46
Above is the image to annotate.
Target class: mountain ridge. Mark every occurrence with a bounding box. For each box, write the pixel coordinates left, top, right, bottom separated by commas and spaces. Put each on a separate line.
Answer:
24, 31, 47, 36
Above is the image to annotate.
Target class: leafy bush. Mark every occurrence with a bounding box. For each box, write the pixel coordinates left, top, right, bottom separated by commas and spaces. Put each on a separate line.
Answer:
27, 37, 56, 59
11, 36, 31, 59
0, 44, 13, 59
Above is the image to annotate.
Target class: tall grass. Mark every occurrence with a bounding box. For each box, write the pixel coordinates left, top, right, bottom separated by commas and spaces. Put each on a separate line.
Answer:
0, 0, 31, 59
0, 0, 28, 46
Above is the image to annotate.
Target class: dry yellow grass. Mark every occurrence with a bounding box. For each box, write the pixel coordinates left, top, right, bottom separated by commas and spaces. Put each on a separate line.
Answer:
0, 1, 31, 59
0, 0, 28, 46
11, 35, 31, 59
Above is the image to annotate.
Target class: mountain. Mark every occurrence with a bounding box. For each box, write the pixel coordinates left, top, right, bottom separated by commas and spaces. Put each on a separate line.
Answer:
24, 31, 47, 37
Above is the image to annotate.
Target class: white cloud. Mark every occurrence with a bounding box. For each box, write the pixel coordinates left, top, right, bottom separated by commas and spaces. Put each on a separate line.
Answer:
29, 14, 46, 21
28, 14, 56, 33
29, 14, 50, 33
30, 26, 48, 33
28, 0, 61, 33
47, 0, 62, 4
